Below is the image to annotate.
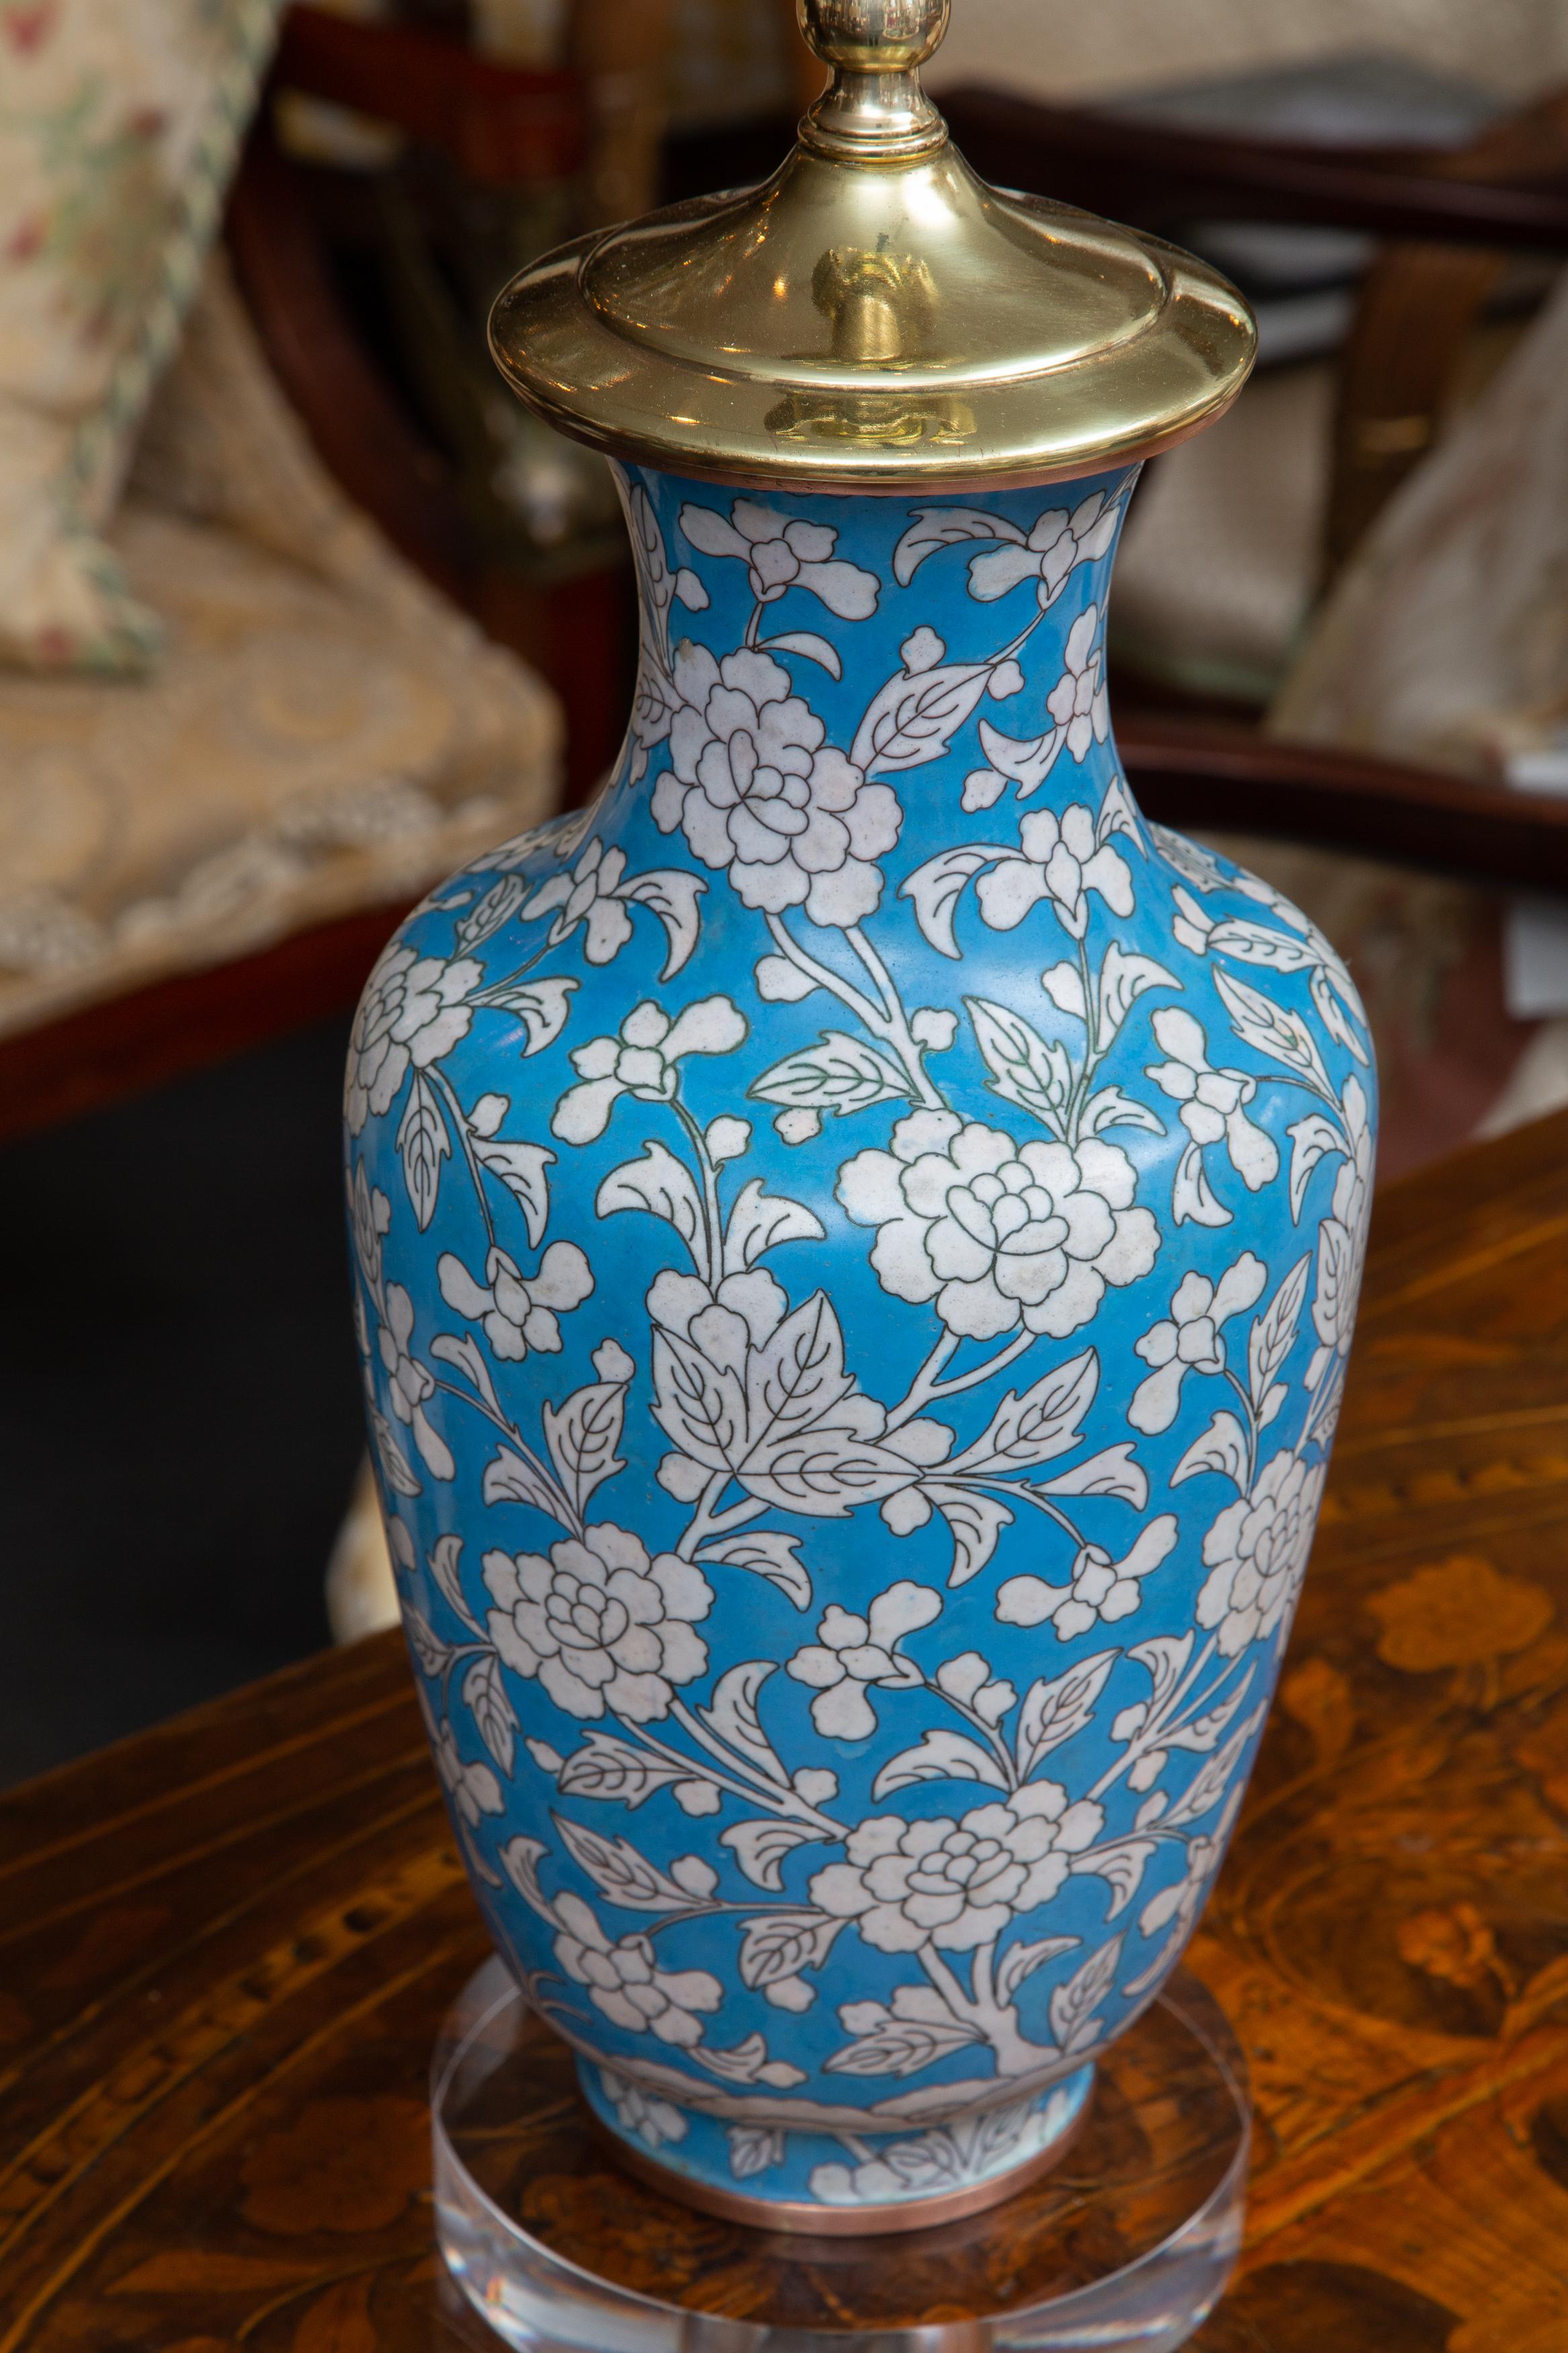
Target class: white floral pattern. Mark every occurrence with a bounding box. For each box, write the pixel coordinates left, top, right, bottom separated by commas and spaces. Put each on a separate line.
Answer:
839, 1112, 1159, 1341
811, 1784, 1103, 1954
655, 645, 901, 923
347, 459, 1372, 2217
483, 1524, 713, 1720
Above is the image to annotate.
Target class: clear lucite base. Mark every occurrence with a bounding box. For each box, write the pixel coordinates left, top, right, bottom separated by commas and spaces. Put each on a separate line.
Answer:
432, 1957, 1251, 2353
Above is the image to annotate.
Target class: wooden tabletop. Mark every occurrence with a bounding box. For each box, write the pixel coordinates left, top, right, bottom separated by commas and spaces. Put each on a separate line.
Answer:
5, 1107, 1568, 2353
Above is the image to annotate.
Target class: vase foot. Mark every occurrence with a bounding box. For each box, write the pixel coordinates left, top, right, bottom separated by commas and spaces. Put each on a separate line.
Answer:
434, 1957, 1251, 2352
577, 2053, 1096, 2235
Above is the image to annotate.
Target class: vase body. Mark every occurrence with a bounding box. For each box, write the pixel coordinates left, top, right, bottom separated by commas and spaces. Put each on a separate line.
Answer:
347, 463, 1374, 2228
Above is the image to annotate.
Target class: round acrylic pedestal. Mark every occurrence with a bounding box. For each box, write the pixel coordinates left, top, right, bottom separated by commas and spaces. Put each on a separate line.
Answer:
432, 1957, 1251, 2353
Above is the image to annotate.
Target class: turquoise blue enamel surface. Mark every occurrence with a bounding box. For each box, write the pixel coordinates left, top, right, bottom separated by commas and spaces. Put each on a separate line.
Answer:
345, 462, 1374, 2219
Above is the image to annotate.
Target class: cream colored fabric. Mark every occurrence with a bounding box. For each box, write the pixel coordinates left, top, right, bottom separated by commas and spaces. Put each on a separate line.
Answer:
0, 258, 562, 1039
0, 0, 280, 674
931, 0, 1568, 104
1112, 363, 1335, 705
1271, 268, 1568, 777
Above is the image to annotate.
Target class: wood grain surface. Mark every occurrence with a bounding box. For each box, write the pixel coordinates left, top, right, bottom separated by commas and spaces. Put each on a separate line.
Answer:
4, 1108, 1568, 2352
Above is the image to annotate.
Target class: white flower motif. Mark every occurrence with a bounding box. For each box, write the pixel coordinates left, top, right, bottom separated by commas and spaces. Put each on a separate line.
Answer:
966, 491, 1121, 608
995, 1515, 1178, 1642
345, 943, 480, 1134
975, 802, 1132, 940
553, 1892, 722, 2046
552, 994, 747, 1144
655, 645, 901, 924
598, 2065, 687, 2149
433, 1721, 503, 1825
679, 499, 880, 619
1197, 1449, 1326, 1656
1129, 1256, 1267, 1433
809, 1784, 1103, 1954
522, 839, 634, 964
1046, 606, 1110, 762
838, 1109, 1159, 1341
1145, 1008, 1279, 1224
933, 1650, 1018, 1721
438, 1240, 593, 1360
378, 1285, 454, 1477
483, 1523, 713, 1720
786, 1583, 943, 1739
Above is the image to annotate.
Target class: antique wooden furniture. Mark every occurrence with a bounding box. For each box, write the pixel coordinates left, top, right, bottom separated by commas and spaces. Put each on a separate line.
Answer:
937, 81, 1568, 583
4, 1101, 1568, 2346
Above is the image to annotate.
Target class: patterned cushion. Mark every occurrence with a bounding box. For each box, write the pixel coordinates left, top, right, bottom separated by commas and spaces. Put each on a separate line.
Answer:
0, 0, 279, 674
0, 257, 562, 1039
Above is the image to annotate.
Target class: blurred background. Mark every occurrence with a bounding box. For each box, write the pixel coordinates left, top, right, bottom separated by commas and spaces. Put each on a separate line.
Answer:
3, 0, 1567, 1784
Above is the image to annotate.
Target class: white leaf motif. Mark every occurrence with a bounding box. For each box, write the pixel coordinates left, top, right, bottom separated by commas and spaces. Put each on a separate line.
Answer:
852, 659, 995, 775
542, 1378, 627, 1515
1039, 1443, 1147, 1505
925, 1485, 1014, 1587
558, 1731, 692, 1807
405, 1607, 450, 1677
1163, 1705, 1267, 1828
729, 2124, 787, 2179
1016, 1650, 1119, 1778
764, 630, 842, 676
619, 870, 704, 980
428, 1533, 480, 1633
900, 846, 999, 959
1082, 1086, 1166, 1137
702, 1661, 790, 1787
720, 1817, 824, 1890
499, 1835, 556, 1922
472, 1138, 553, 1248
1070, 1839, 1155, 1917
723, 1179, 826, 1274
1248, 1256, 1311, 1406
553, 1816, 707, 1911
370, 1408, 421, 1497
397, 1073, 449, 1231
696, 1530, 812, 1610
462, 1652, 517, 1776
1049, 1934, 1123, 2055
826, 2016, 984, 2077
489, 975, 577, 1055
597, 1143, 706, 1260
872, 1729, 1010, 1798
893, 507, 1025, 585
1171, 1411, 1251, 1489
481, 1443, 567, 1519
950, 1351, 1098, 1476
455, 875, 527, 953
747, 1032, 910, 1115
1286, 1112, 1346, 1222
966, 997, 1072, 1133
1096, 945, 1180, 1045
1214, 969, 1333, 1096
996, 1933, 1079, 2004
738, 1911, 844, 1990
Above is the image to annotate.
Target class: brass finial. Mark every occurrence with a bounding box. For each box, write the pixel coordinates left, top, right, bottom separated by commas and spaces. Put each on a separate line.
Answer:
796, 0, 950, 159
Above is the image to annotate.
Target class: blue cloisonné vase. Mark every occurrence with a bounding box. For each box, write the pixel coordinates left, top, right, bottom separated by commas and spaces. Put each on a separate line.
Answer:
345, 456, 1376, 2229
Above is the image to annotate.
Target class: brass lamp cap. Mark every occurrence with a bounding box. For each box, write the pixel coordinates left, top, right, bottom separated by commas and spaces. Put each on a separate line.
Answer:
489, 0, 1256, 491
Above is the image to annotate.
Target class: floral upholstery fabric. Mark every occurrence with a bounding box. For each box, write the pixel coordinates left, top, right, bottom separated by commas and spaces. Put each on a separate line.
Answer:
0, 258, 561, 1039
0, 0, 280, 674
